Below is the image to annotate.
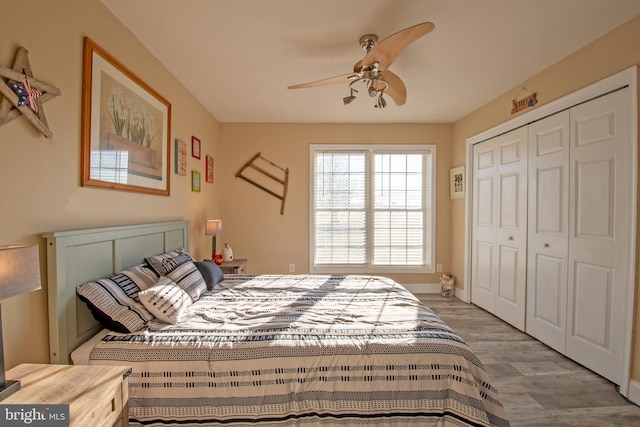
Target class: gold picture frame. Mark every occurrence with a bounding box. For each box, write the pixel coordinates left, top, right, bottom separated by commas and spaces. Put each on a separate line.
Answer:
81, 37, 171, 196
450, 165, 465, 199
206, 155, 214, 183
191, 170, 201, 192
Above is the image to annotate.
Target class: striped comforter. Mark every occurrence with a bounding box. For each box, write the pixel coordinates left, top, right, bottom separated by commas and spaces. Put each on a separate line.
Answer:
87, 274, 509, 426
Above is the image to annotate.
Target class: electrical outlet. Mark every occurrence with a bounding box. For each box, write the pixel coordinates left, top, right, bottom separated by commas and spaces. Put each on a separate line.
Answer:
289, 263, 295, 273
436, 264, 442, 272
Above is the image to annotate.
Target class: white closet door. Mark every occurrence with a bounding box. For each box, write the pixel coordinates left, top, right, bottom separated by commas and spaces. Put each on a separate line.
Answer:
526, 111, 570, 352
472, 127, 528, 330
566, 88, 631, 385
471, 139, 498, 313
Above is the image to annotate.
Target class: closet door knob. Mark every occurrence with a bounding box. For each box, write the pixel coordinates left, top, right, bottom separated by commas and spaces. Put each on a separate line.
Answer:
544, 243, 550, 248
508, 236, 514, 241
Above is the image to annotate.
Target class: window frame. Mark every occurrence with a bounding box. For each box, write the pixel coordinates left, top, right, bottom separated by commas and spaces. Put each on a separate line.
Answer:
309, 144, 436, 274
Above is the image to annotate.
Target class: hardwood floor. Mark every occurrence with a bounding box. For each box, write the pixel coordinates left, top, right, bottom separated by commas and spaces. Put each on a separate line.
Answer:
416, 294, 640, 426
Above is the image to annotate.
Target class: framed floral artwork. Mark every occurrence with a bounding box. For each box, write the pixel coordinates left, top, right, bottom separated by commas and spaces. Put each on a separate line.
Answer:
191, 170, 201, 192
175, 139, 187, 176
206, 155, 214, 183
80, 37, 171, 196
192, 136, 201, 159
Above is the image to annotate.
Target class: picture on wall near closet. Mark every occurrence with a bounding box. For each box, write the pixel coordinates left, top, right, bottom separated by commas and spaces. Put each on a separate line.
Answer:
450, 166, 465, 199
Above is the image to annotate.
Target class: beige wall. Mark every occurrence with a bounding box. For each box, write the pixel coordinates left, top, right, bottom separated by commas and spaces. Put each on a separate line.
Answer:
450, 15, 640, 379
0, 0, 221, 368
218, 123, 453, 285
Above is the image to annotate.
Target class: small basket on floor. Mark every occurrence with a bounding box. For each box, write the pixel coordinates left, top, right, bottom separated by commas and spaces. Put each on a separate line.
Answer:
439, 273, 454, 298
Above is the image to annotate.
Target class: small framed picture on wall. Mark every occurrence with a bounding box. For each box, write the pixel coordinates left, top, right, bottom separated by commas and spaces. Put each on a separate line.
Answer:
191, 170, 201, 192
191, 136, 201, 159
206, 155, 214, 183
175, 139, 187, 176
450, 166, 465, 199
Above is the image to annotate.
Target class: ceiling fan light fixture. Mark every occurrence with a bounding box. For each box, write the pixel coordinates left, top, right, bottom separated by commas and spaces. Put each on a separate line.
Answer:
367, 81, 377, 97
343, 95, 356, 105
289, 22, 434, 110
343, 86, 358, 105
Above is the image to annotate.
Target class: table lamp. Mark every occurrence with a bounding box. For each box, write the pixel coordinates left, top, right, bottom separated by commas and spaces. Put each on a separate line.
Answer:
205, 220, 222, 258
0, 245, 41, 401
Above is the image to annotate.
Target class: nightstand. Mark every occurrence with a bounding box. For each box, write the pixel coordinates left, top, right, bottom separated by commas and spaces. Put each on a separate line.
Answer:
219, 258, 247, 274
5, 363, 131, 427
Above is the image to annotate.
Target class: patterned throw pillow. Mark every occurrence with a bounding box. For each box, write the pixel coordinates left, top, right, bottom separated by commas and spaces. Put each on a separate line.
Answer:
76, 264, 158, 333
145, 247, 195, 276
165, 261, 207, 302
138, 277, 192, 324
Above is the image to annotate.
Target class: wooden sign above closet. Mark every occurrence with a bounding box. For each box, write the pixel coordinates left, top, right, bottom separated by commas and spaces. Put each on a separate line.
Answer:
511, 86, 538, 114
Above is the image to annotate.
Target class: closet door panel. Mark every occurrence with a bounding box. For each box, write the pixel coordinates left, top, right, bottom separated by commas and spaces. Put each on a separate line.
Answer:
575, 158, 614, 239
537, 167, 563, 233
533, 254, 564, 325
499, 173, 519, 227
526, 111, 569, 352
497, 245, 518, 303
472, 127, 527, 331
566, 88, 631, 385
494, 171, 523, 325
471, 143, 498, 312
474, 241, 494, 295
572, 262, 612, 348
495, 130, 527, 330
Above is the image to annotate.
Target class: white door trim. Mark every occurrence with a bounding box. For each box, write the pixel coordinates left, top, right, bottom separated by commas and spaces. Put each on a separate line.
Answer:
464, 66, 637, 397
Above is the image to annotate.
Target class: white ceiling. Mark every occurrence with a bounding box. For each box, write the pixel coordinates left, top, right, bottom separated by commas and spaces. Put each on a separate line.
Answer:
100, 0, 640, 124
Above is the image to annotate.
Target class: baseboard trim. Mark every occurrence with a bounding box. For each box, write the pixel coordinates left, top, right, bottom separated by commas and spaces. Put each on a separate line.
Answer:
627, 379, 640, 404
403, 283, 441, 294
403, 283, 466, 298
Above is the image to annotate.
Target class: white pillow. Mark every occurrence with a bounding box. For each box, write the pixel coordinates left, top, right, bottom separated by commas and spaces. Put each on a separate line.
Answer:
138, 277, 192, 324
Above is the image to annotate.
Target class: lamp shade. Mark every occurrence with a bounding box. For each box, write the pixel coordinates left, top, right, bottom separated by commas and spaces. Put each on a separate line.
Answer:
205, 220, 222, 236
0, 245, 41, 300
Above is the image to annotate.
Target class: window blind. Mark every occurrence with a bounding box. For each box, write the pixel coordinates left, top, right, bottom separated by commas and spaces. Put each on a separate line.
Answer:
311, 145, 435, 273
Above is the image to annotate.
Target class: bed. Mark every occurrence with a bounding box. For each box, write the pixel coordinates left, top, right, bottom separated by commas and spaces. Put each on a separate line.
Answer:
44, 221, 509, 427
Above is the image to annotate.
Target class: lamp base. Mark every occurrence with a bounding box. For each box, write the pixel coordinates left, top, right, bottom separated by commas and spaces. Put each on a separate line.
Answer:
0, 379, 20, 401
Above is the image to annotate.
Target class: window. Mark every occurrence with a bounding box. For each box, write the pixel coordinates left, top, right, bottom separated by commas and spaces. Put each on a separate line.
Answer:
310, 144, 435, 273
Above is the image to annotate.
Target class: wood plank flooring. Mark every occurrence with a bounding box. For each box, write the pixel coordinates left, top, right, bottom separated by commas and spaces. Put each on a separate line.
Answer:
416, 294, 640, 426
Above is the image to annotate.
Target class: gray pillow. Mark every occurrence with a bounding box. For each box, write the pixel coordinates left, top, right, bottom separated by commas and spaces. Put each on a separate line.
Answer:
194, 261, 224, 290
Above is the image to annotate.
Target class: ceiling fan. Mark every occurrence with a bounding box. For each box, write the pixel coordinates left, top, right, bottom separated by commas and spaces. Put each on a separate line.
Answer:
288, 22, 435, 108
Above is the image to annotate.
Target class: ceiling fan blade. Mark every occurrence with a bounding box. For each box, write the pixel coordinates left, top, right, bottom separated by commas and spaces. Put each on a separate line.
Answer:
380, 70, 407, 106
361, 22, 434, 71
288, 73, 356, 89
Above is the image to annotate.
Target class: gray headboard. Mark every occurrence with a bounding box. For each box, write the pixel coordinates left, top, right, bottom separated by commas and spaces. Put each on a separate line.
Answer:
43, 220, 190, 364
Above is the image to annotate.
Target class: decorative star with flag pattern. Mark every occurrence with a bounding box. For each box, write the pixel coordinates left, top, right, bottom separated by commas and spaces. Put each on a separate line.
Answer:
9, 81, 27, 107
22, 74, 42, 112
0, 46, 61, 138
